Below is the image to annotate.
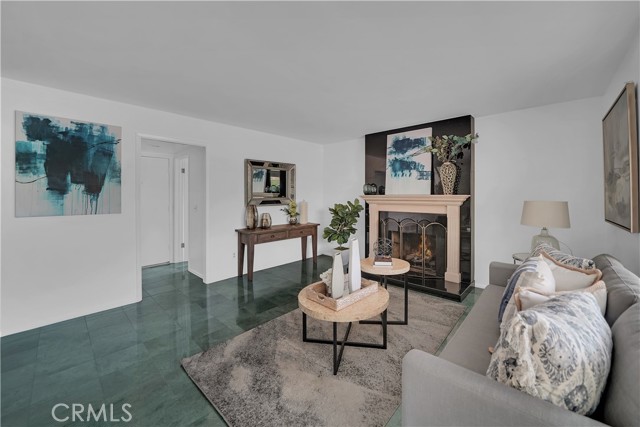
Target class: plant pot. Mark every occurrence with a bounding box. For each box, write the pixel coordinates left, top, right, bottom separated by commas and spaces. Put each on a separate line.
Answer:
438, 161, 457, 195
289, 216, 299, 225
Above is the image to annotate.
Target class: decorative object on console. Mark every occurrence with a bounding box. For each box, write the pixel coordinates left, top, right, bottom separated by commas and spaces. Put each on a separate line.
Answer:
385, 128, 433, 195
15, 111, 122, 217
245, 205, 258, 229
417, 133, 478, 195
259, 212, 271, 229
520, 200, 570, 251
299, 200, 308, 224
348, 238, 362, 292
281, 200, 300, 225
602, 81, 638, 233
331, 252, 345, 299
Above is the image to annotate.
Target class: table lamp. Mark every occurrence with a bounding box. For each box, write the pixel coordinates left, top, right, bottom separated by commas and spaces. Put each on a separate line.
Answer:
520, 201, 570, 251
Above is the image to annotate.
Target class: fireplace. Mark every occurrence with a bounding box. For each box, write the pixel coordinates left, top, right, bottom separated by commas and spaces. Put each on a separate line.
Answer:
362, 195, 472, 301
381, 216, 447, 282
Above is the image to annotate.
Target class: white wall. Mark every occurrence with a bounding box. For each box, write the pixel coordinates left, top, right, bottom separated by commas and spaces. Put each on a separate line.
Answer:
599, 27, 640, 274
1, 78, 324, 336
474, 96, 637, 287
321, 138, 367, 257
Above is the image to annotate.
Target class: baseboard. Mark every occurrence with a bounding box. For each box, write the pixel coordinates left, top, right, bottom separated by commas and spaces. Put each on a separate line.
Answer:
189, 268, 204, 279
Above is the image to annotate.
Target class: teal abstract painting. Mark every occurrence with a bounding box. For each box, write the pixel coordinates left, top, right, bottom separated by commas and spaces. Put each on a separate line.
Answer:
15, 112, 122, 217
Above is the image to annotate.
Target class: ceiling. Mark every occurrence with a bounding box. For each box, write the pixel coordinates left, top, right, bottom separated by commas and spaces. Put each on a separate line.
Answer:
2, 1, 638, 144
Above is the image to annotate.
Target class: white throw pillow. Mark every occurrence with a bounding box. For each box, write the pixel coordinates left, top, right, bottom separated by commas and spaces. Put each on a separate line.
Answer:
515, 280, 607, 315
501, 256, 555, 326
540, 251, 602, 291
487, 292, 612, 416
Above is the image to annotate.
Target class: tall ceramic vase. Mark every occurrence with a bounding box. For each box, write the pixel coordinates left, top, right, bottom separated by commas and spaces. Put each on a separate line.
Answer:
438, 161, 457, 195
348, 239, 361, 292
331, 253, 345, 299
245, 205, 258, 229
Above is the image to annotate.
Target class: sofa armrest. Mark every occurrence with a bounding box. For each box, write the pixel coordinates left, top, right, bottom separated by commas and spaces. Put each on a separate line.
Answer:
489, 261, 518, 287
402, 349, 606, 427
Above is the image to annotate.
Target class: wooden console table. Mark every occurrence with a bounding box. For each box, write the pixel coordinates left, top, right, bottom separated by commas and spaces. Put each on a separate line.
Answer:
236, 223, 319, 281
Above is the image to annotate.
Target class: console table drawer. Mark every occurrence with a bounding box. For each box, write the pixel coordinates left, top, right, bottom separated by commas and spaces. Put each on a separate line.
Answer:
258, 231, 288, 243
289, 228, 313, 238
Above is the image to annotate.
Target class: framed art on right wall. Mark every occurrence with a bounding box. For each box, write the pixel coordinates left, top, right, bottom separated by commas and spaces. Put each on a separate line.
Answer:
602, 81, 639, 233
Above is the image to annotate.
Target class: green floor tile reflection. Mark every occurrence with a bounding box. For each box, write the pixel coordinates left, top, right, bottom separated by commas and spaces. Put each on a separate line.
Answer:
1, 255, 475, 427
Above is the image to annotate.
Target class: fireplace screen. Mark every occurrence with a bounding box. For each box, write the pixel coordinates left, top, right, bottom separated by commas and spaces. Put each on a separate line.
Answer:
380, 217, 447, 282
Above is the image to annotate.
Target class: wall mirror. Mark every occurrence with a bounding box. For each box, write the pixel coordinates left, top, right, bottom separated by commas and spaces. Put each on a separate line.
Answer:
245, 159, 296, 205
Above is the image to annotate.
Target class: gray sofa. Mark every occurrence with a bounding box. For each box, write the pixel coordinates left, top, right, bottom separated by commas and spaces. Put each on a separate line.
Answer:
402, 254, 640, 427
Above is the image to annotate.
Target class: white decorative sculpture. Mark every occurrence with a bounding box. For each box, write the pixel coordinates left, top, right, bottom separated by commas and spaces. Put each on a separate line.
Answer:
331, 252, 345, 299
349, 238, 362, 292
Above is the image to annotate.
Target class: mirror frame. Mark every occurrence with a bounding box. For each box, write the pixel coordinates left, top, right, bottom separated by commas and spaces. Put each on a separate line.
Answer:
245, 159, 296, 206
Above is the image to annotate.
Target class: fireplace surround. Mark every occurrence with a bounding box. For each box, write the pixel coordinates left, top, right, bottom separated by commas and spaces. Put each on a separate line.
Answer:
363, 195, 472, 300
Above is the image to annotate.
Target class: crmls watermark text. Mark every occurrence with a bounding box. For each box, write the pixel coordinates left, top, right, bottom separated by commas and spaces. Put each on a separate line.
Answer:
51, 403, 132, 423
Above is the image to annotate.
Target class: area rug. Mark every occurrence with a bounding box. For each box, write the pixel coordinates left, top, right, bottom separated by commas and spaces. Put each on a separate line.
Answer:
181, 286, 466, 427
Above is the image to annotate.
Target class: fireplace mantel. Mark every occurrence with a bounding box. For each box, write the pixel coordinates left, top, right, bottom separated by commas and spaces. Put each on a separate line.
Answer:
362, 195, 470, 283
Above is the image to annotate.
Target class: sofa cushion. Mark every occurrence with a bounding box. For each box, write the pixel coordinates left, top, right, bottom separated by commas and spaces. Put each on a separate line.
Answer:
498, 256, 549, 323
532, 243, 595, 269
501, 265, 556, 326
599, 303, 640, 427
515, 280, 607, 315
487, 293, 612, 416
593, 254, 640, 326
540, 251, 602, 291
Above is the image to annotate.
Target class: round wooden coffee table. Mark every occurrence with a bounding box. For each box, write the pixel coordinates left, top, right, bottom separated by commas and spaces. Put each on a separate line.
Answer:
298, 284, 389, 375
360, 257, 411, 325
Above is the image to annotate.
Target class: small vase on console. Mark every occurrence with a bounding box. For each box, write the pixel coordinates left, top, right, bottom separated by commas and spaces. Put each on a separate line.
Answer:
245, 205, 258, 229
260, 213, 272, 228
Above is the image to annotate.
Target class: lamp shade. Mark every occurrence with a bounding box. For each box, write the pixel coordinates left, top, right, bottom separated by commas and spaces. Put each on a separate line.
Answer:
521, 201, 570, 228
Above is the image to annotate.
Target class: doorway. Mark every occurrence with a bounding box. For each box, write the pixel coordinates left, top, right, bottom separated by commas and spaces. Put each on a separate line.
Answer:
140, 155, 171, 266
139, 138, 206, 278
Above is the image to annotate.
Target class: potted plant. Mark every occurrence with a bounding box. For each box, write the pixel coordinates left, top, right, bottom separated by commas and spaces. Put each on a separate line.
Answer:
419, 133, 478, 194
281, 200, 300, 225
323, 198, 364, 262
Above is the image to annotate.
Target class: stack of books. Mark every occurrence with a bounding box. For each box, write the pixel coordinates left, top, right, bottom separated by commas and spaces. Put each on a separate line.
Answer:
373, 255, 393, 266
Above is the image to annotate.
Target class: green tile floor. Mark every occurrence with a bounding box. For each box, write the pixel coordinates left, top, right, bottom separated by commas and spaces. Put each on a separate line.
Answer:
1, 256, 479, 427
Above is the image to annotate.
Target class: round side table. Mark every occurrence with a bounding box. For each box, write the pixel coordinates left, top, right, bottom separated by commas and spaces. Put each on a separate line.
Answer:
360, 257, 410, 325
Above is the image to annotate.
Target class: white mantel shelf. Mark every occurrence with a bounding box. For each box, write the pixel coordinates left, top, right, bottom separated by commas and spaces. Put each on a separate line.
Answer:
362, 194, 471, 284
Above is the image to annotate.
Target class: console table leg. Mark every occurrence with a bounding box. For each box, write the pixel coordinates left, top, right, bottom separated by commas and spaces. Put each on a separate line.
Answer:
247, 243, 254, 282
237, 239, 245, 277
301, 237, 307, 261
312, 230, 318, 265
